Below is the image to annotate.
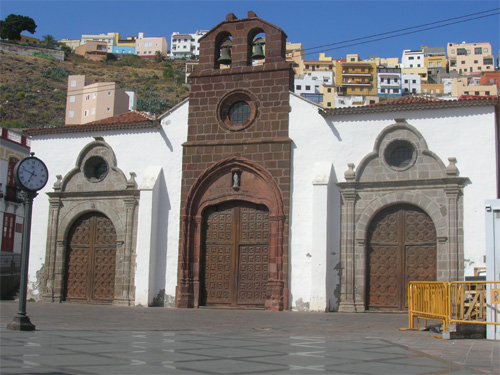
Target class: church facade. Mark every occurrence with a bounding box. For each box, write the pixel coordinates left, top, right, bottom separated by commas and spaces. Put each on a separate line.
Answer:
24, 12, 499, 312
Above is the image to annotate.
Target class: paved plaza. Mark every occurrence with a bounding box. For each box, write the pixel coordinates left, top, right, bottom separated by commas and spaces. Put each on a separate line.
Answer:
1, 301, 498, 374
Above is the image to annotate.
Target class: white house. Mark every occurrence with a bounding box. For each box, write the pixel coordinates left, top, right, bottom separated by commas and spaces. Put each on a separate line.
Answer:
169, 30, 208, 59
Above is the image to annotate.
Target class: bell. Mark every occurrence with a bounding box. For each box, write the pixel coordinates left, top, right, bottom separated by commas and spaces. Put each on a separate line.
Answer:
252, 42, 265, 60
218, 45, 232, 65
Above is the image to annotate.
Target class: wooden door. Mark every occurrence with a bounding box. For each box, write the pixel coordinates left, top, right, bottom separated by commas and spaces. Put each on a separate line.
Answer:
201, 201, 269, 308
64, 213, 116, 303
367, 204, 436, 310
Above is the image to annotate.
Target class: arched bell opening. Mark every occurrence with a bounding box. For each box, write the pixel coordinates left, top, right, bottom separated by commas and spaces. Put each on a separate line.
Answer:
247, 29, 265, 65
215, 32, 233, 69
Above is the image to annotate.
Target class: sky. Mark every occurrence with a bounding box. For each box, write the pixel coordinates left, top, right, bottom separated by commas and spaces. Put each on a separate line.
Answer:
1, 0, 499, 60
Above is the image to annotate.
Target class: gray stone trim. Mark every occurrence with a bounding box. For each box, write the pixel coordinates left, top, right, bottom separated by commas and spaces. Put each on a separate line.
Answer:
337, 121, 467, 312
41, 139, 139, 305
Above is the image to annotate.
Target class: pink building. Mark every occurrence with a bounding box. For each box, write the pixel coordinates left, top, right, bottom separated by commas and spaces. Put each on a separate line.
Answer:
74, 41, 107, 61
135, 33, 168, 58
65, 75, 130, 125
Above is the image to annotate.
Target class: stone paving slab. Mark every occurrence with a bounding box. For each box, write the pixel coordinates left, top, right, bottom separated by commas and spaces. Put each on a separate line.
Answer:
1, 301, 499, 374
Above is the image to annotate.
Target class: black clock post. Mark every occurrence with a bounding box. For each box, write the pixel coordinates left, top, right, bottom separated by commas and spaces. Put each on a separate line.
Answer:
7, 153, 49, 331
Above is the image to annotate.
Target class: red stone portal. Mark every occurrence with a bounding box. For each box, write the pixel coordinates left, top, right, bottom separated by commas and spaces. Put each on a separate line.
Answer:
175, 12, 293, 310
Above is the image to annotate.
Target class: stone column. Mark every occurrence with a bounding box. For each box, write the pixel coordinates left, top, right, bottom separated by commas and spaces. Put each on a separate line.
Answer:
338, 163, 358, 312
41, 195, 62, 302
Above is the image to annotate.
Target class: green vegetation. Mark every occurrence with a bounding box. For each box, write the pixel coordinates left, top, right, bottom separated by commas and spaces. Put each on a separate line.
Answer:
0, 14, 37, 41
0, 51, 189, 128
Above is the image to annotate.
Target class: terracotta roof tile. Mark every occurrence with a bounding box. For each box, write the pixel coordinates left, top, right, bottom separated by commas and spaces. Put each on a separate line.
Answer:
24, 111, 159, 136
319, 95, 500, 116
367, 95, 444, 107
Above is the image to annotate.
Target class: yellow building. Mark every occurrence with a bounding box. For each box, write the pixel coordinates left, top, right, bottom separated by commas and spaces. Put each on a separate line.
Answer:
300, 53, 335, 75
286, 42, 304, 74
421, 83, 444, 96
320, 85, 335, 108
401, 66, 428, 83
19, 35, 40, 45
451, 78, 498, 97
369, 56, 399, 67
335, 60, 377, 96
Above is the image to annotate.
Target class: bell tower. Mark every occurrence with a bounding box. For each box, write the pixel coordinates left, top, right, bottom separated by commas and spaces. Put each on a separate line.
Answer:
176, 11, 294, 311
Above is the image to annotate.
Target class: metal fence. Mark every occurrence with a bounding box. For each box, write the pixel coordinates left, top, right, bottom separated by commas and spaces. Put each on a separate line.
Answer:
407, 281, 500, 332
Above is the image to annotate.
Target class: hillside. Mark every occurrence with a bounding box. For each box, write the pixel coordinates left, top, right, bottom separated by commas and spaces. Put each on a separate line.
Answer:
0, 50, 188, 128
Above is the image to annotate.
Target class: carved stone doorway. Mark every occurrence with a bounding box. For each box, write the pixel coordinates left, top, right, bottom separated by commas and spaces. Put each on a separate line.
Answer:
366, 204, 437, 311
64, 212, 117, 303
200, 201, 269, 308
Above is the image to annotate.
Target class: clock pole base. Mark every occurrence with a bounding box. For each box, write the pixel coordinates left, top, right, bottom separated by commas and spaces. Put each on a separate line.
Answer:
7, 315, 36, 331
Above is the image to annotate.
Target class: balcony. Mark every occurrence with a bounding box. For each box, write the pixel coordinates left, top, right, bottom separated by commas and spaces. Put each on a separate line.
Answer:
342, 71, 372, 77
341, 80, 372, 86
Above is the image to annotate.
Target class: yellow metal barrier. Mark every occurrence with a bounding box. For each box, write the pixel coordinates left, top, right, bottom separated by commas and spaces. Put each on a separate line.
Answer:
449, 281, 500, 327
407, 281, 500, 332
408, 281, 449, 331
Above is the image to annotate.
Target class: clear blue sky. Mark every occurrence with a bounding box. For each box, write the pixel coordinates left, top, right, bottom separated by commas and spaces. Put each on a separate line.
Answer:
1, 1, 499, 60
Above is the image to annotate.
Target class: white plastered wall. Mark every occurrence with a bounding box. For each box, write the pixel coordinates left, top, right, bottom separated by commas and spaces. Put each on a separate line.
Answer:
289, 94, 497, 310
27, 102, 188, 303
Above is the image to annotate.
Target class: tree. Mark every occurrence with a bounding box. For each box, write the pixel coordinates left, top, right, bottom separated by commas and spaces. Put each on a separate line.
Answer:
40, 34, 57, 49
0, 14, 37, 41
155, 50, 165, 63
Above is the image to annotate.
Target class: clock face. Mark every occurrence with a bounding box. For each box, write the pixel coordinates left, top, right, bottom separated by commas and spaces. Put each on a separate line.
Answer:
14, 156, 49, 192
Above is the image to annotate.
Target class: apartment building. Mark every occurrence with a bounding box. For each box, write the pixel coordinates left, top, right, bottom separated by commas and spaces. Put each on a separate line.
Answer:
169, 30, 207, 59
74, 41, 107, 61
1, 127, 30, 255
377, 67, 402, 97
451, 77, 498, 97
368, 56, 399, 68
286, 42, 304, 73
401, 73, 421, 95
422, 46, 447, 83
113, 33, 137, 55
65, 75, 131, 125
81, 32, 118, 53
447, 42, 494, 74
335, 59, 377, 97
135, 33, 168, 58
401, 49, 425, 68
58, 39, 81, 51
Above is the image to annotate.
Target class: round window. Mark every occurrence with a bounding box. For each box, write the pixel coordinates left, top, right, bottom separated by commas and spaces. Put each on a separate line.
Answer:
217, 90, 257, 131
384, 140, 416, 170
228, 102, 251, 125
83, 156, 109, 182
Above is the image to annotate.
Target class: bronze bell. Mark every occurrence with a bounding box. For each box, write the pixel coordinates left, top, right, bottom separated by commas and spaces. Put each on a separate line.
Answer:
218, 45, 232, 65
252, 39, 265, 60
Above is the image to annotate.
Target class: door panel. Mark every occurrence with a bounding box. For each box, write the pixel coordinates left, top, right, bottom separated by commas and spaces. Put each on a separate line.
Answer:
201, 201, 269, 308
367, 205, 436, 310
65, 213, 116, 303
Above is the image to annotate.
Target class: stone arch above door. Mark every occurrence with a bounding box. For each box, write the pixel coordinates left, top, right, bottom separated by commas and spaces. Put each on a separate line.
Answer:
337, 119, 469, 313
176, 157, 287, 311
41, 137, 139, 306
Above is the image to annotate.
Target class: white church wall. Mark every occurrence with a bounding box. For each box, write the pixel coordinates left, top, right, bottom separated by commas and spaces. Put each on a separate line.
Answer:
27, 102, 189, 302
330, 106, 497, 277
288, 94, 497, 310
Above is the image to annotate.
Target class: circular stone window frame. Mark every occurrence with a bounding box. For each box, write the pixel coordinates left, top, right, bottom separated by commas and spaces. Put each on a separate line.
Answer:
83, 155, 109, 183
217, 90, 258, 132
383, 139, 417, 171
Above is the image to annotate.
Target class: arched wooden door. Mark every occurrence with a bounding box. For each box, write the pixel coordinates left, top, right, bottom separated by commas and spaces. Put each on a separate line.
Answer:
64, 212, 117, 303
200, 201, 269, 308
367, 204, 436, 311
